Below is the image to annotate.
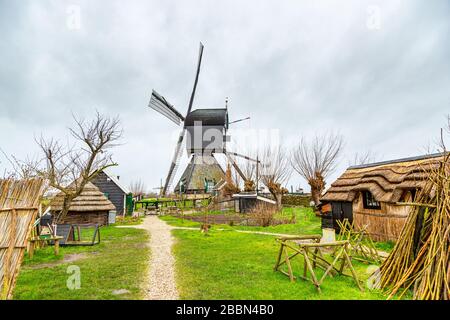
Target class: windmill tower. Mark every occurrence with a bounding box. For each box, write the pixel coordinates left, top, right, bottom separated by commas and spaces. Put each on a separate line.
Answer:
148, 43, 228, 195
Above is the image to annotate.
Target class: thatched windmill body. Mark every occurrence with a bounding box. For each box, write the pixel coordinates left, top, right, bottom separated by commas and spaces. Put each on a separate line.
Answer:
149, 43, 252, 195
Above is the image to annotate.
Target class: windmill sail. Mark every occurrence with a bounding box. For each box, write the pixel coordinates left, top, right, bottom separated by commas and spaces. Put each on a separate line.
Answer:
186, 42, 204, 116
162, 129, 186, 195
149, 90, 185, 125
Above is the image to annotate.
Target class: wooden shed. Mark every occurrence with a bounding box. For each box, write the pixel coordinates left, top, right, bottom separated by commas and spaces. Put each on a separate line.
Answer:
320, 153, 445, 241
91, 170, 132, 216
50, 182, 115, 226
232, 192, 277, 213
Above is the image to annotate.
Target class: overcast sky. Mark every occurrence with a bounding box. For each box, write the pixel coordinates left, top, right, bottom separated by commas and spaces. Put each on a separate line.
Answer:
0, 0, 449, 193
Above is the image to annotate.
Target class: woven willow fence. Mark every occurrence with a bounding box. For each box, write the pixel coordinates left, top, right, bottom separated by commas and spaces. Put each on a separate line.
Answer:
379, 153, 450, 300
0, 178, 44, 300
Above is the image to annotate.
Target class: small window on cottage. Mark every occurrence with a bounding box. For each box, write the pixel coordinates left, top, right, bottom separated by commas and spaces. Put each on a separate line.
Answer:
363, 191, 381, 209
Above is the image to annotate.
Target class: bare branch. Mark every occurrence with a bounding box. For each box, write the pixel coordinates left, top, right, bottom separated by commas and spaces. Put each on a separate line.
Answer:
259, 143, 291, 208
349, 150, 378, 167
24, 112, 122, 221
129, 179, 146, 196
291, 132, 344, 206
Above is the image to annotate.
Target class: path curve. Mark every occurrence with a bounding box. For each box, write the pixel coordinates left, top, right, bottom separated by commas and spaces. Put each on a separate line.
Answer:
128, 216, 179, 300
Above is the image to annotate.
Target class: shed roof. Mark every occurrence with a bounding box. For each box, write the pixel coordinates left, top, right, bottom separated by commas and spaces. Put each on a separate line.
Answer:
101, 170, 131, 194
184, 108, 228, 127
232, 192, 277, 204
50, 182, 115, 212
321, 153, 447, 203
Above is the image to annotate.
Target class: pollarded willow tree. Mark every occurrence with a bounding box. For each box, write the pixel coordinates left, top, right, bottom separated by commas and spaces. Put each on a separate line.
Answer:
32, 112, 122, 221
291, 132, 344, 207
129, 179, 146, 198
259, 144, 291, 209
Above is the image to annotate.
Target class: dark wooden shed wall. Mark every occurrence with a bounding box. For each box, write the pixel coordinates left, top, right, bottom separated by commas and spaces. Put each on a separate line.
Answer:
58, 211, 109, 226
91, 172, 125, 215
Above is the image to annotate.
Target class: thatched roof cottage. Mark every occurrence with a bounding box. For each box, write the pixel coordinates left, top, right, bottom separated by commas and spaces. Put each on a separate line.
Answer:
320, 153, 445, 241
50, 182, 115, 226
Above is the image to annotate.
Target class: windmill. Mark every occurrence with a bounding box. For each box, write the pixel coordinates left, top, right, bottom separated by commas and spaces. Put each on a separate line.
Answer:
149, 43, 255, 196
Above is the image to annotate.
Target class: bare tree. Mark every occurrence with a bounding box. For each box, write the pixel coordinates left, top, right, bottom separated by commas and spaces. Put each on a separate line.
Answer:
259, 144, 291, 209
291, 133, 344, 207
231, 147, 258, 192
224, 163, 240, 195
349, 150, 378, 167
129, 179, 146, 197
31, 112, 122, 221
0, 148, 41, 179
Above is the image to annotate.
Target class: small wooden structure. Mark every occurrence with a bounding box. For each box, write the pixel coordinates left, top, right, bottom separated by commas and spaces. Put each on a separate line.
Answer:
91, 170, 132, 216
232, 192, 277, 213
50, 182, 115, 226
0, 178, 44, 300
274, 235, 363, 292
320, 153, 445, 241
28, 236, 63, 259
56, 224, 101, 246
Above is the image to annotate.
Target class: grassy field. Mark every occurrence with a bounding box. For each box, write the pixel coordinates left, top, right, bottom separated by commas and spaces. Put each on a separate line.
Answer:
13, 224, 149, 300
161, 207, 394, 250
161, 207, 399, 300
169, 228, 388, 300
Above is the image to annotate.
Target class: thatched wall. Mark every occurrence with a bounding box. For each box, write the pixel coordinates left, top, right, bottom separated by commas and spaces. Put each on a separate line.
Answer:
352, 191, 411, 241
0, 178, 44, 299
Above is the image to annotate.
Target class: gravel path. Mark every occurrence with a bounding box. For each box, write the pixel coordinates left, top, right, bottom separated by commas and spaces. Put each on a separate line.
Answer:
130, 216, 179, 300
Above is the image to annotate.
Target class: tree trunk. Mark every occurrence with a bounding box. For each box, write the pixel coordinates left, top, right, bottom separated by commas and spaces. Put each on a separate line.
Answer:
56, 195, 72, 223
268, 189, 283, 210
274, 193, 283, 210
309, 174, 325, 214
309, 182, 324, 216
310, 186, 321, 206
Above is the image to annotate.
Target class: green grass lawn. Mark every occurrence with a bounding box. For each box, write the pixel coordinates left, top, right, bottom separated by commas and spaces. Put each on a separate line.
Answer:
13, 225, 149, 300
162, 207, 399, 300
170, 228, 387, 300
161, 207, 394, 251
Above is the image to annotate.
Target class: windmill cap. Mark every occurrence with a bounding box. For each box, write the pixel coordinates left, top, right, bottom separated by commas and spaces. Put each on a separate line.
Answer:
184, 108, 228, 127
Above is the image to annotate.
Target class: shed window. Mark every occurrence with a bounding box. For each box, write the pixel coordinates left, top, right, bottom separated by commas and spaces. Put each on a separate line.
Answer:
363, 191, 381, 209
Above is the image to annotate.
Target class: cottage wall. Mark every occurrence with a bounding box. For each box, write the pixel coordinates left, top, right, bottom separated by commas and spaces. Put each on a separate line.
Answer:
59, 211, 109, 226
352, 191, 411, 241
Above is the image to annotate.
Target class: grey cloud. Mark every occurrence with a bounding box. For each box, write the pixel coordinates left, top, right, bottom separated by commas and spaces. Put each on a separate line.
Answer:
0, 0, 449, 191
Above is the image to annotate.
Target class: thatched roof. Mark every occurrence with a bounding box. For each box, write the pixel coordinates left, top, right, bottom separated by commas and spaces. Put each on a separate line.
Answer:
321, 153, 446, 203
50, 182, 115, 212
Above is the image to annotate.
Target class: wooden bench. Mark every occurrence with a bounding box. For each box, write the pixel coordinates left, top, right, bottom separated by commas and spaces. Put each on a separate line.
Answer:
28, 236, 63, 259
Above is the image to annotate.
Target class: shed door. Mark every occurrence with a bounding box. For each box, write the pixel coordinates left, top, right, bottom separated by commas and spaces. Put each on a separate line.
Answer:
331, 201, 353, 232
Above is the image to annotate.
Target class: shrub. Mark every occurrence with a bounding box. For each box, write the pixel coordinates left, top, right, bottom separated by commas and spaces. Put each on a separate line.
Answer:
248, 203, 278, 227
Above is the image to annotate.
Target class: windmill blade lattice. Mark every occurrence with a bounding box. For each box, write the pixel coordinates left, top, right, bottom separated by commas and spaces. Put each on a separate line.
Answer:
149, 90, 185, 126
162, 129, 186, 195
